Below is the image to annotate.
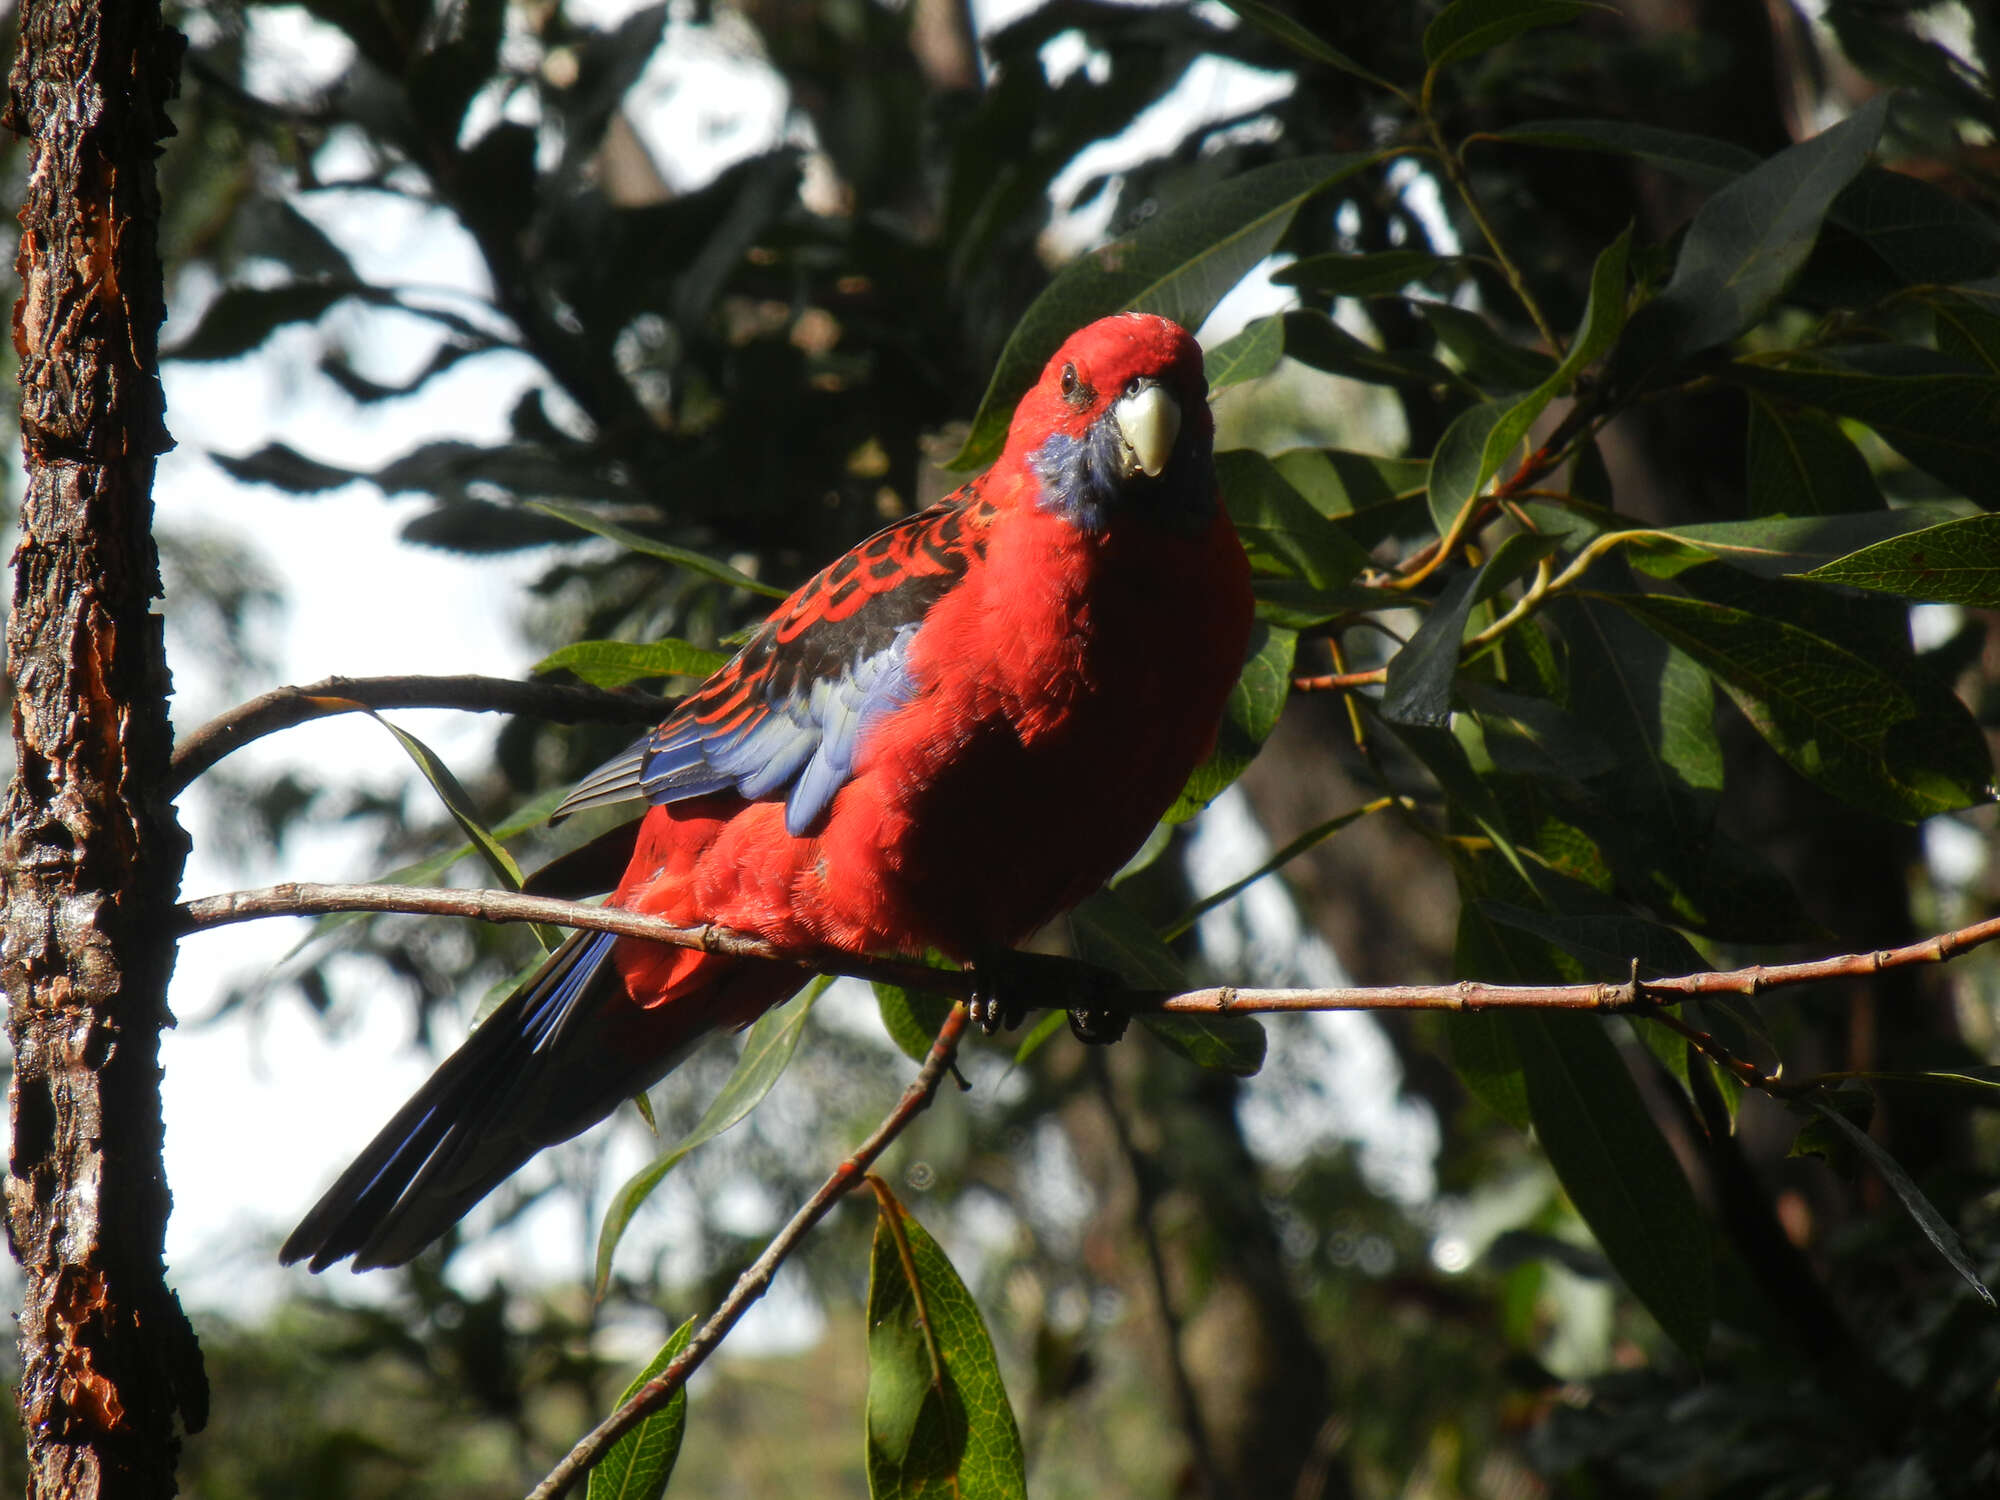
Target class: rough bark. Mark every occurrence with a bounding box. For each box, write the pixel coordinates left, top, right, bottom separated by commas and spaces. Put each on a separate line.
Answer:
3, 0, 205, 1492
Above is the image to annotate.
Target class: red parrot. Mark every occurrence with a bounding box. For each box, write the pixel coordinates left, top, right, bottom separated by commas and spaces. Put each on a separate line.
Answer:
283, 312, 1254, 1271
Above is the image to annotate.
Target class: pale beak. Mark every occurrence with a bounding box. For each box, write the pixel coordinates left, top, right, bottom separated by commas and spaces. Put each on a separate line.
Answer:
1112, 381, 1180, 478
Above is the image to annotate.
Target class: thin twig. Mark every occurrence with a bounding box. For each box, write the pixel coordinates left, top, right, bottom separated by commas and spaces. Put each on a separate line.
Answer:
1091, 1051, 1231, 1500
1291, 668, 1387, 693
525, 1005, 972, 1500
171, 674, 667, 793
173, 881, 2000, 1031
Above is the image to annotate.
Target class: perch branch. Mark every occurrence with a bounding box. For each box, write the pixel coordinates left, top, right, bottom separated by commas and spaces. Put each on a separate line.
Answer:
175, 881, 2000, 1028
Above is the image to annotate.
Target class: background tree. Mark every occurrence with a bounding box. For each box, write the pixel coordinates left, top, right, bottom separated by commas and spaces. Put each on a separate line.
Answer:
9, 1, 2000, 1497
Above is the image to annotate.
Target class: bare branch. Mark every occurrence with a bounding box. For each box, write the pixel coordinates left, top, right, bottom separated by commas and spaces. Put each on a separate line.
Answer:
170, 674, 668, 792
524, 1004, 973, 1500
174, 880, 2000, 1024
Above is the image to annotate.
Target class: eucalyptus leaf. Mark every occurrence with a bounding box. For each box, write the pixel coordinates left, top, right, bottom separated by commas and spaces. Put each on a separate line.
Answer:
587, 1318, 695, 1500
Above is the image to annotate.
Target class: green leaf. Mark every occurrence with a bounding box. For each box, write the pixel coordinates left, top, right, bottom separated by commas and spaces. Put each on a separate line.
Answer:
1927, 289, 2000, 374
1726, 347, 2000, 507
875, 983, 958, 1065
1069, 890, 1266, 1076
361, 713, 564, 952
1427, 400, 1511, 535
1512, 1011, 1713, 1355
1279, 308, 1467, 392
529, 499, 788, 598
1478, 901, 1708, 981
1656, 505, 1962, 579
952, 155, 1384, 470
1613, 96, 1887, 381
1800, 513, 2000, 606
1418, 303, 1559, 394
1609, 590, 1993, 821
534, 638, 731, 688
1423, 0, 1589, 70
1448, 905, 1533, 1130
1492, 118, 1759, 188
865, 1181, 1027, 1500
1217, 450, 1371, 587
594, 980, 827, 1294
1460, 683, 1618, 782
1165, 621, 1297, 823
1272, 250, 1459, 299
587, 1317, 695, 1500
1203, 315, 1286, 393
1801, 1097, 1997, 1308
1745, 395, 1884, 516
1220, 0, 1397, 90
1010, 1011, 1068, 1067
1163, 801, 1391, 941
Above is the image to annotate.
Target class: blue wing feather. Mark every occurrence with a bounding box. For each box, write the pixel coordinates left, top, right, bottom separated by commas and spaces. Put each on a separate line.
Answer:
550, 493, 991, 830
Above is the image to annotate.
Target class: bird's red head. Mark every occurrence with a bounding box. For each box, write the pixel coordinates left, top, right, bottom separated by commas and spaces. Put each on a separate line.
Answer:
1004, 313, 1215, 534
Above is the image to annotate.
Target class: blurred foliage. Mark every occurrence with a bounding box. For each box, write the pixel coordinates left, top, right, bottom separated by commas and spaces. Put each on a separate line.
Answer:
39, 0, 2000, 1494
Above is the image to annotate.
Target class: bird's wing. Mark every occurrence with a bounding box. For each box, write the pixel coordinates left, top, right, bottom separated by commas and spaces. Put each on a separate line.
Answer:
554, 488, 992, 836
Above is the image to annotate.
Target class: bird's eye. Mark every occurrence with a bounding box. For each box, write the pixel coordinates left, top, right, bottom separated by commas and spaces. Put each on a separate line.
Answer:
1060, 363, 1078, 397
1125, 377, 1144, 397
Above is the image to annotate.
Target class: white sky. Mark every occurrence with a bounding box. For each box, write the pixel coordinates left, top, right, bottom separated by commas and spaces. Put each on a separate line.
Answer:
44, 0, 1445, 1324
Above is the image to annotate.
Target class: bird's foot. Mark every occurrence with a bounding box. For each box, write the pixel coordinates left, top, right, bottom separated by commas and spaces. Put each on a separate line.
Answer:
968, 949, 1131, 1043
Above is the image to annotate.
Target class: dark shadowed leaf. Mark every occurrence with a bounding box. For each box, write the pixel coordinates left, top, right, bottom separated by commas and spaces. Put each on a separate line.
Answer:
1725, 347, 2000, 507
214, 441, 363, 493
587, 1317, 695, 1500
1419, 303, 1558, 393
1280, 307, 1467, 391
1069, 889, 1266, 1076
1512, 1010, 1713, 1355
1609, 590, 1992, 820
594, 980, 826, 1294
164, 283, 352, 361
954, 154, 1381, 469
1611, 96, 1886, 382
1273, 249, 1460, 299
865, 1180, 1027, 1500
534, 639, 730, 688
1220, 0, 1396, 89
1801, 1097, 1996, 1308
1383, 570, 1482, 728
1800, 513, 2000, 606
1423, 0, 1588, 70
1745, 395, 1884, 516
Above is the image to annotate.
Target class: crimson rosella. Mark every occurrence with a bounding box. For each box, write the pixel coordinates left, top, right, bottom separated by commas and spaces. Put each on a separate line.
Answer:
282, 312, 1255, 1271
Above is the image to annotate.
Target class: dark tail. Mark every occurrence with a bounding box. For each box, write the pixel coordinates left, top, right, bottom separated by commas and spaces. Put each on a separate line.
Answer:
282, 929, 793, 1272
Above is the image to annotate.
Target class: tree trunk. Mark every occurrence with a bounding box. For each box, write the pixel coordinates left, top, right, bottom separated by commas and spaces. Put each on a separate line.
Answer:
3, 0, 205, 1492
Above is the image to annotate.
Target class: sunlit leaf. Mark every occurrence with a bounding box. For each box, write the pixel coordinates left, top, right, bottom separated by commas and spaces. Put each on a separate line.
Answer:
865, 1180, 1027, 1499
587, 1318, 695, 1500
534, 638, 731, 688
530, 499, 788, 597
594, 980, 827, 1293
1800, 513, 2000, 606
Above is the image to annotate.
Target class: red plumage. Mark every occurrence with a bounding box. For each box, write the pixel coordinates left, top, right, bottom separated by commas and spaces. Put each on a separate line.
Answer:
284, 313, 1254, 1271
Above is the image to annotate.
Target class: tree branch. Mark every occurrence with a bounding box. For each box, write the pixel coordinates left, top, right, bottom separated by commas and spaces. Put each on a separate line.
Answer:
524, 1004, 972, 1500
173, 880, 2000, 1026
170, 673, 668, 792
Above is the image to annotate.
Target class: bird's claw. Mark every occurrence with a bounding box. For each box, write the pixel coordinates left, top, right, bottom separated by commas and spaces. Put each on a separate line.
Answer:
969, 949, 1131, 1041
